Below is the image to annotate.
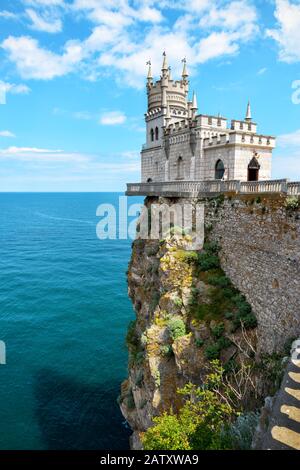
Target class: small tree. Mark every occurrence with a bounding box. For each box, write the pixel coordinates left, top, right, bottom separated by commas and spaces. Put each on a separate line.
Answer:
142, 360, 237, 450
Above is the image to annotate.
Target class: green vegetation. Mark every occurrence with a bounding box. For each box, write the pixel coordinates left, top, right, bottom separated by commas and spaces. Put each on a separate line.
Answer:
195, 338, 204, 348
167, 317, 186, 341
126, 320, 145, 366
160, 344, 173, 357
205, 336, 232, 360
142, 360, 237, 450
285, 196, 300, 211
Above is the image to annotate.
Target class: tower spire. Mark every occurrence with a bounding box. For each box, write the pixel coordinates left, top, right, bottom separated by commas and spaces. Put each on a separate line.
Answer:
162, 51, 168, 73
245, 100, 252, 121
146, 60, 152, 80
182, 57, 188, 80
191, 91, 198, 111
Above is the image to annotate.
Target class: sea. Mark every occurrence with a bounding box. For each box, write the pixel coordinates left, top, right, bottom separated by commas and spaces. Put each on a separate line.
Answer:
0, 192, 143, 450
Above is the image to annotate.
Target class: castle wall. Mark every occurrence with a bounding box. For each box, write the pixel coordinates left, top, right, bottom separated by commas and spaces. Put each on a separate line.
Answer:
206, 195, 300, 354
233, 146, 272, 181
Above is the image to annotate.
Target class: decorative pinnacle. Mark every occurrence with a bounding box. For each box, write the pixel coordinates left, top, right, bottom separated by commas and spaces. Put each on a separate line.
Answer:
146, 59, 152, 81
162, 51, 168, 72
191, 91, 198, 110
245, 100, 252, 121
182, 57, 188, 78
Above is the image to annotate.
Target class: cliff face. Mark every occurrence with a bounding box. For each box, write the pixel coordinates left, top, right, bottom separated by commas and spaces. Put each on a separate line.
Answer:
120, 194, 300, 448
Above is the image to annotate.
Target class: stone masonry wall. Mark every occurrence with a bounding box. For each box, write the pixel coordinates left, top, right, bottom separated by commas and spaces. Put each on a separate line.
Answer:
205, 194, 300, 354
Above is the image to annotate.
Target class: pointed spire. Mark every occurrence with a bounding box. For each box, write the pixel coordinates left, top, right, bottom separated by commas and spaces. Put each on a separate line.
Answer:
162, 51, 168, 72
245, 100, 252, 121
146, 59, 152, 80
191, 91, 198, 110
182, 57, 188, 79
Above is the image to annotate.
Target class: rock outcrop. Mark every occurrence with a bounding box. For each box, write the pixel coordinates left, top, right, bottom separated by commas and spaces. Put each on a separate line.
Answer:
120, 194, 300, 449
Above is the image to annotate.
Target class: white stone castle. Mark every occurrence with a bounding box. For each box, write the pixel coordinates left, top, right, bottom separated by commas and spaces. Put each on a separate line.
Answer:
141, 53, 276, 184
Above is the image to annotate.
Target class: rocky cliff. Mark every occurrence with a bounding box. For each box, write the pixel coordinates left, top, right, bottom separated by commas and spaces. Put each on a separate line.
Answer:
120, 194, 300, 449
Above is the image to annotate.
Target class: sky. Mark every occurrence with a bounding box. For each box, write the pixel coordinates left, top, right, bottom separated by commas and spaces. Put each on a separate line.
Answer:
0, 0, 300, 192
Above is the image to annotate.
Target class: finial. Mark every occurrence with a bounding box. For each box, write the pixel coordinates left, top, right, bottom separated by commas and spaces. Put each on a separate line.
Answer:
146, 59, 152, 80
191, 91, 198, 110
182, 57, 188, 79
245, 100, 252, 121
162, 51, 168, 72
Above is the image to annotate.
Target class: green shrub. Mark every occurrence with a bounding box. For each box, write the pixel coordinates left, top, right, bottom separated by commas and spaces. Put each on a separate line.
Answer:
126, 320, 139, 349
127, 389, 135, 410
211, 323, 225, 339
207, 273, 231, 288
285, 196, 299, 211
198, 253, 220, 271
161, 344, 174, 357
142, 360, 236, 450
167, 317, 186, 340
173, 296, 183, 308
205, 343, 221, 360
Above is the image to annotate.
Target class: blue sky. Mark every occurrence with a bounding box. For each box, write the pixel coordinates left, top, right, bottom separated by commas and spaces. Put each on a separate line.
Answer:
0, 0, 300, 192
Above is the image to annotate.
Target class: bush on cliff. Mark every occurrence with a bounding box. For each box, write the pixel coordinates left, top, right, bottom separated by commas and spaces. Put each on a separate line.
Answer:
167, 317, 186, 341
141, 360, 236, 450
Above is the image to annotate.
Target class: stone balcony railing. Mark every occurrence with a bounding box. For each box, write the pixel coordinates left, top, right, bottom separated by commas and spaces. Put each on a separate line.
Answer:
126, 179, 300, 197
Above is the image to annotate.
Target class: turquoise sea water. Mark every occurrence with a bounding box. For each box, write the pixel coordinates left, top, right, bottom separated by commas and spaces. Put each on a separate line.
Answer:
0, 193, 142, 450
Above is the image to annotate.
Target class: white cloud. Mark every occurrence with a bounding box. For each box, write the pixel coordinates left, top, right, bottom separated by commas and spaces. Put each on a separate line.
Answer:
266, 0, 300, 63
274, 128, 300, 180
1, 36, 83, 79
26, 8, 62, 33
257, 67, 267, 75
99, 111, 126, 125
277, 128, 300, 147
0, 81, 31, 95
0, 146, 90, 163
1, 0, 260, 87
0, 130, 15, 137
0, 10, 19, 20
199, 0, 257, 30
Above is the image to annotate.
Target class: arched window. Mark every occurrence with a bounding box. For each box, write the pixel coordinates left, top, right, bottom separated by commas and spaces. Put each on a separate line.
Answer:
155, 127, 159, 140
177, 156, 184, 180
147, 178, 153, 183
248, 155, 260, 181
150, 128, 154, 142
215, 159, 225, 180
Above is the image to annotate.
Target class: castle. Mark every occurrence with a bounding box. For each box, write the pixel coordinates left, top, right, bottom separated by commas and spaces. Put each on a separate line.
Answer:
140, 53, 276, 184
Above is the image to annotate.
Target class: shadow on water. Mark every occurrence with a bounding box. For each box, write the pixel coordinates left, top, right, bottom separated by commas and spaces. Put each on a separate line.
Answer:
34, 369, 131, 450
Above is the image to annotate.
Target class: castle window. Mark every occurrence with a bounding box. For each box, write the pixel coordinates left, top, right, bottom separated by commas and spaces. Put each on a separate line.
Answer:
217, 119, 221, 127
248, 155, 260, 182
248, 123, 252, 131
208, 117, 212, 125
176, 156, 184, 180
155, 127, 159, 140
150, 128, 154, 142
215, 159, 225, 180
239, 122, 243, 130
242, 134, 246, 142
